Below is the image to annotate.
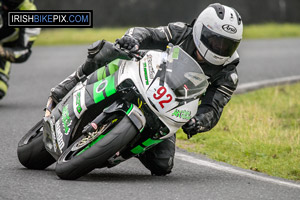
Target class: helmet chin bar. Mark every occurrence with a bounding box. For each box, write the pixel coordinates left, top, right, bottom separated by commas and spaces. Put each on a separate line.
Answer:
203, 49, 229, 66
196, 41, 229, 66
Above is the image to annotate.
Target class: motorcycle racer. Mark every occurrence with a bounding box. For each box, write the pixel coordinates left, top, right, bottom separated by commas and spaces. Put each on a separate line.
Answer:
50, 3, 243, 176
0, 0, 40, 100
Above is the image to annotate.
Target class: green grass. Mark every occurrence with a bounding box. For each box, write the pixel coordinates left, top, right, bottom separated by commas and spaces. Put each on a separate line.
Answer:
244, 23, 300, 39
35, 27, 128, 45
177, 83, 300, 181
35, 23, 300, 46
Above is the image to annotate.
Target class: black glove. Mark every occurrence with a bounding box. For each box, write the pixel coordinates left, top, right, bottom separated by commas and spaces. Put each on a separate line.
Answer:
182, 117, 206, 139
115, 35, 140, 52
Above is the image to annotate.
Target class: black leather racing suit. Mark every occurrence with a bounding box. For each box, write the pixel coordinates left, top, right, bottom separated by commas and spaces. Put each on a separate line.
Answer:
123, 22, 240, 175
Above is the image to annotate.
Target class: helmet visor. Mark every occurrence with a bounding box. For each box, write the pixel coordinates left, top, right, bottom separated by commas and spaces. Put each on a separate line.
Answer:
200, 25, 240, 57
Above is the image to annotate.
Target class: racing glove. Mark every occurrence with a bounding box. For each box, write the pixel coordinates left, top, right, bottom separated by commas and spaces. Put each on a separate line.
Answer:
182, 116, 206, 139
115, 35, 140, 52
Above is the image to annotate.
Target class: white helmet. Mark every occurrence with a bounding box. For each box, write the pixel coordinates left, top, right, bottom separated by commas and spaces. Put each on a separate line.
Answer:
193, 3, 243, 66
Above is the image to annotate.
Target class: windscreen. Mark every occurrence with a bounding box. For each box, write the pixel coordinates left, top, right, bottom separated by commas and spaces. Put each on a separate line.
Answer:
164, 46, 208, 99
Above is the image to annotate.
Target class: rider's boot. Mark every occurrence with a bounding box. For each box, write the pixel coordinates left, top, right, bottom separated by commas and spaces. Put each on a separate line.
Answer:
50, 65, 86, 104
45, 64, 87, 117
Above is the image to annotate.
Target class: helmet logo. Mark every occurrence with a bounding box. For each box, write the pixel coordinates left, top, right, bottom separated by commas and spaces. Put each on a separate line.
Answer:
213, 55, 223, 60
222, 24, 237, 34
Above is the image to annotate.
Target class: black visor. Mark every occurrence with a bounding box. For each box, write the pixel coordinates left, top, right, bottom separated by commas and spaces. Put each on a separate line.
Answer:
200, 25, 240, 57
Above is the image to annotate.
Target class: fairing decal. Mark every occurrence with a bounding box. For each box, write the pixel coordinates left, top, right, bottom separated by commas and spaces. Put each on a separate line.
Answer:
73, 83, 88, 119
93, 75, 117, 103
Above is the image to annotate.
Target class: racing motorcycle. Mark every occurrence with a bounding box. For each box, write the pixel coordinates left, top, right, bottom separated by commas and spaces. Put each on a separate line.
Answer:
17, 44, 208, 180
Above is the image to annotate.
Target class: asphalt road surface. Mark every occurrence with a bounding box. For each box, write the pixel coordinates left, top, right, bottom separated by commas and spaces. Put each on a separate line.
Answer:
1, 38, 300, 200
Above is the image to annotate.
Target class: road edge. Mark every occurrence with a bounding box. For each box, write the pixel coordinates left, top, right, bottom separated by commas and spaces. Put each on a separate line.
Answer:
176, 75, 300, 185
235, 75, 300, 94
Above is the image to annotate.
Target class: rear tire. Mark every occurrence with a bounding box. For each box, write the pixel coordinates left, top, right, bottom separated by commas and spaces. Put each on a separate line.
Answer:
17, 119, 56, 170
55, 115, 138, 180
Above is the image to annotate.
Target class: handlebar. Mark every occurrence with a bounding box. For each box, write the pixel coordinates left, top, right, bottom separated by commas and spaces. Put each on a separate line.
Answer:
113, 43, 143, 60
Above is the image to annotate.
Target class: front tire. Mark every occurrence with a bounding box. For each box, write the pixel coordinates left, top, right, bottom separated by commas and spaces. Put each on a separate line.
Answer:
17, 119, 56, 170
55, 114, 138, 180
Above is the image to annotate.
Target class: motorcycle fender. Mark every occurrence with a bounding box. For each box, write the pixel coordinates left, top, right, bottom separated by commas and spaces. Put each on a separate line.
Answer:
103, 100, 146, 132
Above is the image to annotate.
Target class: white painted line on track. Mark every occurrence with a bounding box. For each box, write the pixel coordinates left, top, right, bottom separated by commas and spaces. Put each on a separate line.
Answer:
235, 75, 300, 94
176, 152, 300, 189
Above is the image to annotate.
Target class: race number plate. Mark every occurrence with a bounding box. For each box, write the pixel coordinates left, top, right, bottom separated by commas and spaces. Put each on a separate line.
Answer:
147, 79, 176, 112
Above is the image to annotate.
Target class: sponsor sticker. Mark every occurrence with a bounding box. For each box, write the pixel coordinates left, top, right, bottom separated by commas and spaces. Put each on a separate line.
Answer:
143, 62, 149, 85
147, 55, 155, 79
62, 105, 72, 135
76, 92, 82, 114
172, 47, 180, 60
55, 120, 65, 152
49, 120, 57, 153
171, 109, 192, 120
73, 86, 87, 119
96, 79, 108, 93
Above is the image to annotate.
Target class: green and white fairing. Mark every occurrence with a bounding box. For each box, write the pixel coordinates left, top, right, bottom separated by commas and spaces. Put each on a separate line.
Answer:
117, 46, 208, 139
43, 65, 121, 158
43, 45, 208, 159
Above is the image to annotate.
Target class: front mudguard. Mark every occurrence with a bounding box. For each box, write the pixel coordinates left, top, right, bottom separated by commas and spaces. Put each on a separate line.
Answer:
83, 99, 146, 134
103, 100, 146, 132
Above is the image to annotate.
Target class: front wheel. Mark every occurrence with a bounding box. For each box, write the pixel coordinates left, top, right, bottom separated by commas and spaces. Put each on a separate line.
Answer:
55, 114, 138, 180
17, 119, 56, 169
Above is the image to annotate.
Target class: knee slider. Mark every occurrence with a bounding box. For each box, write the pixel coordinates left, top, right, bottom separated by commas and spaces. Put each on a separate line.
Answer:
152, 156, 174, 176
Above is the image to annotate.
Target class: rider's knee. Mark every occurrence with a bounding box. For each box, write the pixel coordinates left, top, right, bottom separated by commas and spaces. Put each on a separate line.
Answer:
138, 135, 176, 176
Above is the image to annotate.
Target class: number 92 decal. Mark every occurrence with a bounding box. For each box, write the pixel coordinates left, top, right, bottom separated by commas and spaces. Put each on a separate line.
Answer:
147, 82, 176, 112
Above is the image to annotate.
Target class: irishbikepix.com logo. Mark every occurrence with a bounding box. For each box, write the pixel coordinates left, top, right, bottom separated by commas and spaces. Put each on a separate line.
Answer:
8, 10, 93, 28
